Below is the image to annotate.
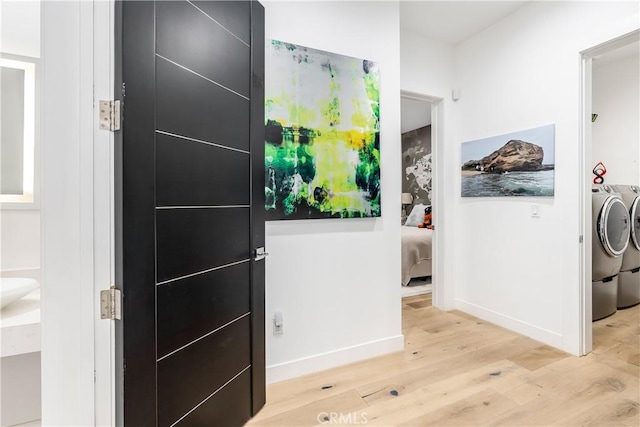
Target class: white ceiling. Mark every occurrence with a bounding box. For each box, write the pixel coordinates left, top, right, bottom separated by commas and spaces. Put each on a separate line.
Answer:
398, 2, 637, 132
400, 1, 529, 45
401, 97, 431, 133
398, 1, 529, 133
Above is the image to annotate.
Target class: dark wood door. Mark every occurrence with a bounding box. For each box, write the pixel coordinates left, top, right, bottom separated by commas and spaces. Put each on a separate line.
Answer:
114, 1, 265, 425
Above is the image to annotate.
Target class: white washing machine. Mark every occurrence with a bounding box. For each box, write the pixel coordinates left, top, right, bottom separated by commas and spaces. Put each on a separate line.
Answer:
612, 184, 640, 308
592, 184, 630, 320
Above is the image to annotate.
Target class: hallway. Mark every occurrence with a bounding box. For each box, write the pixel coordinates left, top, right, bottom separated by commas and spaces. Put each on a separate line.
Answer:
248, 294, 639, 426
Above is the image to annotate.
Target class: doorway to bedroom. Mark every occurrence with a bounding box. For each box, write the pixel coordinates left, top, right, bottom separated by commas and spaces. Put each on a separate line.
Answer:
400, 92, 435, 299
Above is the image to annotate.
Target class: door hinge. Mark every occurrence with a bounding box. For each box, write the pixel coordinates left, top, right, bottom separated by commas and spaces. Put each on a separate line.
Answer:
99, 100, 121, 131
579, 235, 584, 243
100, 285, 122, 320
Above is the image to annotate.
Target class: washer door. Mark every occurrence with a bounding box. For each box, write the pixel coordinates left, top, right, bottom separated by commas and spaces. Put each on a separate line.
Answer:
630, 196, 640, 251
597, 196, 630, 257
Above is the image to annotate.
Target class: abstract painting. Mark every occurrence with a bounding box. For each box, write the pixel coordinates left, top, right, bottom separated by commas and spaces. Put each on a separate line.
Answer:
461, 124, 555, 197
265, 40, 381, 220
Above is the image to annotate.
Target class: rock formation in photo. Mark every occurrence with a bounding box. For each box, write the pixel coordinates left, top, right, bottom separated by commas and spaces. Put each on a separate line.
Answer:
461, 140, 546, 173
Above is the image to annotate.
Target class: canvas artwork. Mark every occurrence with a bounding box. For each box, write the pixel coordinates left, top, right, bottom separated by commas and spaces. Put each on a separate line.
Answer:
461, 124, 555, 197
264, 40, 381, 220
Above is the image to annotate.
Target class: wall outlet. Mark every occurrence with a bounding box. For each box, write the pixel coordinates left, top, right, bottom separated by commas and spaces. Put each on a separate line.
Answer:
531, 204, 541, 218
273, 311, 284, 335
274, 322, 283, 335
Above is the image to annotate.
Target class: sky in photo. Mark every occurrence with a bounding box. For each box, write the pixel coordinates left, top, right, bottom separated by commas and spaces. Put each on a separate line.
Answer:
461, 124, 555, 165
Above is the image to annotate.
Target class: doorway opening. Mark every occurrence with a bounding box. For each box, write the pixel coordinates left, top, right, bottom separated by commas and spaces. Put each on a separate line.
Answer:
579, 29, 640, 355
399, 91, 444, 308
1, 2, 42, 426
400, 94, 433, 298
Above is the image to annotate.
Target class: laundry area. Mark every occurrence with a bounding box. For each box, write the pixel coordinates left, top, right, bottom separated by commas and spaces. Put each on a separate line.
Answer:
591, 40, 640, 322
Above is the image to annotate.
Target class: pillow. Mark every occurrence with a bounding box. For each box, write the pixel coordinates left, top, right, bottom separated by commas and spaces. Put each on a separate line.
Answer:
404, 204, 425, 227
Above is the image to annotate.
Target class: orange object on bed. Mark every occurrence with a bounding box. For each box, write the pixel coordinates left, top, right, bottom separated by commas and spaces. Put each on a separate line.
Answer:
418, 205, 433, 229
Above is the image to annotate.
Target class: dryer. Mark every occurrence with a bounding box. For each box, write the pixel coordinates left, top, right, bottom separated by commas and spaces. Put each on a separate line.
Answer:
612, 184, 640, 308
592, 184, 630, 320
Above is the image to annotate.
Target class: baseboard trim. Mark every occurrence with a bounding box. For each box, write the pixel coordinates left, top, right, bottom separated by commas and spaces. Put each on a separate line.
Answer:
454, 299, 563, 349
266, 334, 404, 384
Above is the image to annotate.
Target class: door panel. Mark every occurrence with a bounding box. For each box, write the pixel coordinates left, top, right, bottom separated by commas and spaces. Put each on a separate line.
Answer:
156, 133, 250, 207
156, 208, 250, 283
157, 261, 251, 358
116, 1, 264, 425
156, 57, 250, 152
192, 1, 251, 45
156, 0, 250, 96
157, 316, 251, 426
179, 369, 252, 427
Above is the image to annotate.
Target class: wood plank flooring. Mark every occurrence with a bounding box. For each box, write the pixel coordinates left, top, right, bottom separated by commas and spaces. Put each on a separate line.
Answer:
247, 294, 639, 426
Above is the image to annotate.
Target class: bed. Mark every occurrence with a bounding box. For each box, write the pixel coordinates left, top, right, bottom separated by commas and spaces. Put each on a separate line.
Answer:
401, 226, 433, 286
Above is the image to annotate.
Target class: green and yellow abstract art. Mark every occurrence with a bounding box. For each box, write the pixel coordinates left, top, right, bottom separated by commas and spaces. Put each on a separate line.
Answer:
265, 40, 381, 220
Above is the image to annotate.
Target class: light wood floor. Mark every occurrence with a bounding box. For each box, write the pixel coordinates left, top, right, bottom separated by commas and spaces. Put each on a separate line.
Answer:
247, 294, 639, 426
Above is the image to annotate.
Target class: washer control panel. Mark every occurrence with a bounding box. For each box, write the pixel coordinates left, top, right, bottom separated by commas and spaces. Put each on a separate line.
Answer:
592, 185, 612, 193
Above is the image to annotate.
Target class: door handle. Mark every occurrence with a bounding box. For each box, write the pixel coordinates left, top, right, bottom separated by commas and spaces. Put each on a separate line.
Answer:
254, 247, 269, 261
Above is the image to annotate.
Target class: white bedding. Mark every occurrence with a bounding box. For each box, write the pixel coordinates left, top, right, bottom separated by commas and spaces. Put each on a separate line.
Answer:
401, 226, 433, 285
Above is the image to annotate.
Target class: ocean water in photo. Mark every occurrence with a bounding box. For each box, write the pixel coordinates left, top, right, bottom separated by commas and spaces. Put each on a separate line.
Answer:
461, 169, 554, 197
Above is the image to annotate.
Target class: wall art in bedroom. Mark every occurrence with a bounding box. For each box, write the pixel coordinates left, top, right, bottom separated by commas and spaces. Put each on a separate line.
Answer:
264, 40, 381, 220
460, 124, 555, 197
402, 125, 432, 206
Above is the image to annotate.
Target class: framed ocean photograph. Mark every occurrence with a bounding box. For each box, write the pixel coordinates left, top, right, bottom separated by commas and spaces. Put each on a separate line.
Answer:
264, 40, 381, 220
460, 124, 555, 197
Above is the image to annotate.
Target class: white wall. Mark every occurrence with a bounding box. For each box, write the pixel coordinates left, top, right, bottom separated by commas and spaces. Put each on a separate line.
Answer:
400, 29, 457, 309
0, 0, 41, 58
400, 29, 454, 100
592, 54, 640, 185
450, 1, 639, 354
264, 1, 403, 383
